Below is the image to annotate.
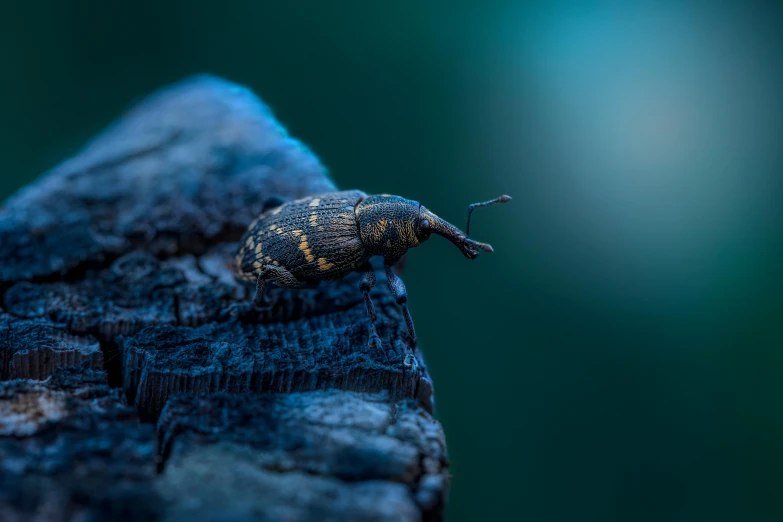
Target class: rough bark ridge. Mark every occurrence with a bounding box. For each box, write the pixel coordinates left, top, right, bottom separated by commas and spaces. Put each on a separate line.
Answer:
0, 76, 447, 521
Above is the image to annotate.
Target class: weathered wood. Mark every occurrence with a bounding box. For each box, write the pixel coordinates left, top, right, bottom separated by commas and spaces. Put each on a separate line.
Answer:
0, 75, 447, 521
123, 298, 431, 422
157, 391, 447, 521
0, 368, 161, 521
0, 314, 103, 381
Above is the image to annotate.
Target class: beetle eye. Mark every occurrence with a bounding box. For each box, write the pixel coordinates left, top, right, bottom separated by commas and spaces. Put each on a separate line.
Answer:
418, 218, 431, 240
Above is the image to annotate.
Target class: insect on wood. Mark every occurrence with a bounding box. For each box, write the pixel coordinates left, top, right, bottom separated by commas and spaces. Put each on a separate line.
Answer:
234, 190, 511, 349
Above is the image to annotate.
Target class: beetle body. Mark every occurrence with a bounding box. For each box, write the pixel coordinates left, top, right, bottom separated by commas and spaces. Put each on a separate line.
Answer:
234, 189, 510, 349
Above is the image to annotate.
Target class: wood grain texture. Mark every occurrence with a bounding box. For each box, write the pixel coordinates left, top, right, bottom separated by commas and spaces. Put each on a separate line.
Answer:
0, 76, 448, 521
0, 314, 103, 381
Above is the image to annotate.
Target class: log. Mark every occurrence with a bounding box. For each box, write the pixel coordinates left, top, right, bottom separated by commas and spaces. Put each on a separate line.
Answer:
0, 76, 448, 521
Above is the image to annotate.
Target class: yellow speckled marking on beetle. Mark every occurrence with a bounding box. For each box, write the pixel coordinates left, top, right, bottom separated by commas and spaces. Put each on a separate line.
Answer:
275, 228, 283, 235
265, 256, 272, 262
309, 213, 318, 227
245, 236, 255, 249
269, 224, 277, 231
309, 198, 321, 207
298, 235, 315, 262
253, 261, 262, 269
254, 243, 263, 255
378, 218, 387, 232
318, 226, 324, 232
270, 205, 284, 216
273, 260, 279, 266
318, 258, 335, 271
292, 229, 303, 237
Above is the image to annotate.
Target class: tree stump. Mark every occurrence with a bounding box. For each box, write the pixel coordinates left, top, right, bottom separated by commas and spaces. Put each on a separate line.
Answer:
0, 76, 448, 522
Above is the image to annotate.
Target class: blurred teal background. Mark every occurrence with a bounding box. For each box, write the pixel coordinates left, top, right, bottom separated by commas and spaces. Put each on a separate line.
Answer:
3, 2, 783, 520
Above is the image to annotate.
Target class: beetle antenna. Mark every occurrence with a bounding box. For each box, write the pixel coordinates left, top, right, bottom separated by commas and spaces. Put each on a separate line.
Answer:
466, 195, 512, 236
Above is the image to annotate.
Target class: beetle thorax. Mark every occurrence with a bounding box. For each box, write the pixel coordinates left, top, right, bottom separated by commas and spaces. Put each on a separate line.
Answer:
355, 195, 422, 260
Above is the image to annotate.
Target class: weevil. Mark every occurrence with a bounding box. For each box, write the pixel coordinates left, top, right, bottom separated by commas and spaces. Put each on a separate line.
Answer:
233, 190, 511, 348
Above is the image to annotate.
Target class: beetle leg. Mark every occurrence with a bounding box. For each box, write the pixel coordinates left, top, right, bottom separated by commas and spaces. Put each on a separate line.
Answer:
253, 265, 306, 308
359, 263, 384, 353
261, 265, 307, 288
253, 272, 271, 308
384, 264, 417, 346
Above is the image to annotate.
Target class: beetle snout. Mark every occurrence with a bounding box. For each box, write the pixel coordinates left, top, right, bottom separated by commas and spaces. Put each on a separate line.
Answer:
461, 238, 493, 259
